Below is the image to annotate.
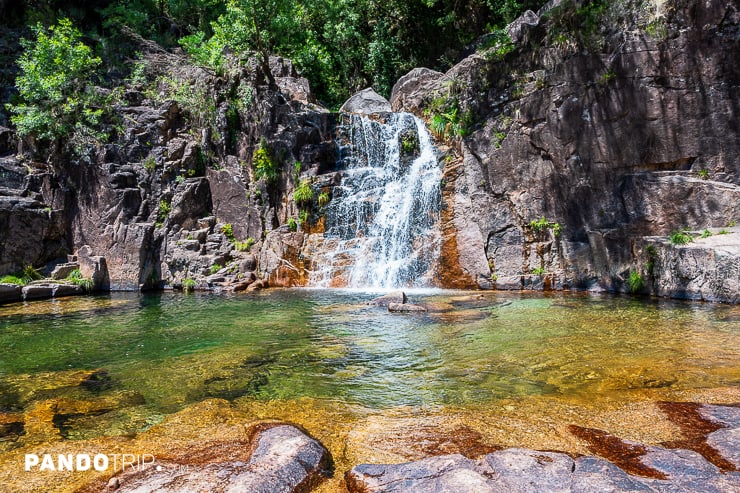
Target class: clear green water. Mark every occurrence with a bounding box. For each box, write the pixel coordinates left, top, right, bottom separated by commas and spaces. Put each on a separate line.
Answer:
0, 290, 738, 417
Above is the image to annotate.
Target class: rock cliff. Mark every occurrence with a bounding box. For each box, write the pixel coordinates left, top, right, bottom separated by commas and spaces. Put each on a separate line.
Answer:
1, 0, 738, 302
393, 0, 740, 301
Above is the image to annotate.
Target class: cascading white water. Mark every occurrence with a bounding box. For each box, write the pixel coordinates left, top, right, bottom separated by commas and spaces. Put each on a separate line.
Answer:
309, 112, 442, 289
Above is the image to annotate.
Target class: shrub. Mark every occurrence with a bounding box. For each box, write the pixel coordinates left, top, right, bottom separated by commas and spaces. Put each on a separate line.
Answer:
66, 269, 93, 292
209, 264, 223, 275
529, 217, 563, 237
669, 230, 693, 245
182, 278, 196, 293
317, 192, 330, 207
156, 199, 172, 226
628, 270, 644, 293
293, 179, 313, 205
299, 209, 309, 225
253, 139, 278, 184
6, 19, 104, 148
287, 217, 297, 232
697, 168, 709, 180
221, 223, 234, 241
531, 267, 546, 276
0, 275, 26, 286
234, 237, 255, 252
700, 229, 713, 239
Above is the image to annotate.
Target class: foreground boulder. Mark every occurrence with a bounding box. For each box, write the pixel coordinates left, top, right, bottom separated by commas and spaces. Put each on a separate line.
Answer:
111, 423, 332, 493
346, 404, 740, 493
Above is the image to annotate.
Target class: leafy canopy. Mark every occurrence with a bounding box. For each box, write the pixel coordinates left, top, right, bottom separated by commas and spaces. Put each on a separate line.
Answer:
7, 18, 103, 144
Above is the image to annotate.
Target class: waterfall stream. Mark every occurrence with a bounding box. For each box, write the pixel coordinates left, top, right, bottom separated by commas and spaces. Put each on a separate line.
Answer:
309, 112, 442, 289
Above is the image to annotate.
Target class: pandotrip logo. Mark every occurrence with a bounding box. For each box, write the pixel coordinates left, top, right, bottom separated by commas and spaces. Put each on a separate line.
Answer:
25, 453, 156, 473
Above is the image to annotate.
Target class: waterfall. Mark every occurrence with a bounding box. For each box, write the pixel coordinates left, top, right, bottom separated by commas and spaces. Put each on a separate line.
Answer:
309, 112, 442, 289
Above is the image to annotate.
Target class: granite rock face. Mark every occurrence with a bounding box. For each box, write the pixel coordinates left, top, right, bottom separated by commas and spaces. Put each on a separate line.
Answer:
393, 0, 740, 301
110, 424, 332, 493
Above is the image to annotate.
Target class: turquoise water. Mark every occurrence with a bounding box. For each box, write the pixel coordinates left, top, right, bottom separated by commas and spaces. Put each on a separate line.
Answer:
0, 290, 738, 417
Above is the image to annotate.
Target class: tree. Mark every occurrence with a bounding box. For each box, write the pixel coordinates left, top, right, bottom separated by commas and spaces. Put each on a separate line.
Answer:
6, 18, 103, 149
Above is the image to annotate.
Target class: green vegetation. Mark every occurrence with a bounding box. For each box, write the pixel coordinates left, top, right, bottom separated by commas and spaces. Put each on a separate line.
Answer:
234, 237, 256, 252
700, 229, 713, 239
144, 156, 157, 172
317, 191, 330, 207
209, 264, 223, 275
718, 229, 730, 235
299, 209, 309, 225
598, 70, 616, 86
253, 139, 278, 184
531, 266, 546, 276
529, 217, 563, 238
182, 278, 196, 293
221, 223, 235, 241
5, 19, 107, 152
293, 180, 314, 205
669, 230, 693, 245
696, 168, 709, 180
628, 270, 644, 293
0, 275, 26, 286
66, 269, 94, 292
0, 265, 43, 286
287, 217, 297, 232
156, 199, 172, 226
401, 135, 417, 154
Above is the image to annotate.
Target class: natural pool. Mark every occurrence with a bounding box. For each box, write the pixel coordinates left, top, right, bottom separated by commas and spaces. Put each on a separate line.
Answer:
0, 289, 738, 491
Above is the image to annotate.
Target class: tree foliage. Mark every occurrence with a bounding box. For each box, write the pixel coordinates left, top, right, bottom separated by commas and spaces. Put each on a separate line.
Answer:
6, 18, 103, 147
6, 0, 544, 109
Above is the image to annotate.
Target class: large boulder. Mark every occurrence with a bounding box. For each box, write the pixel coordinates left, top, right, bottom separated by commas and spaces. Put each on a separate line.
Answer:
390, 68, 443, 112
340, 88, 392, 114
111, 423, 332, 493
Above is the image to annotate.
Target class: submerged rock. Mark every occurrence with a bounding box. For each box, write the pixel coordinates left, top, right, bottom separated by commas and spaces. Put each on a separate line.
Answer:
368, 291, 407, 306
388, 302, 427, 313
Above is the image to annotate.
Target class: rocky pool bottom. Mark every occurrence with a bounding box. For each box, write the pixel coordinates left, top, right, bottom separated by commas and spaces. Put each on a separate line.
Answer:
0, 290, 737, 492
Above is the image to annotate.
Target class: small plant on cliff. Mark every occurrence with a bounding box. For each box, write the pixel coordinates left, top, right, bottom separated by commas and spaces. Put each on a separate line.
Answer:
156, 199, 172, 226
531, 266, 546, 276
293, 180, 314, 206
700, 229, 713, 239
144, 155, 157, 172
221, 223, 235, 241
182, 278, 196, 293
628, 271, 644, 293
234, 237, 255, 252
299, 209, 309, 226
696, 168, 709, 180
317, 192, 330, 208
253, 139, 278, 184
669, 230, 693, 245
209, 264, 223, 275
287, 217, 297, 232
529, 217, 562, 238
598, 70, 616, 86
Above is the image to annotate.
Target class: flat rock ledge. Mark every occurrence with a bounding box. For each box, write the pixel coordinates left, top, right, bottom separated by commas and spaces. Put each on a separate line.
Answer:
109, 423, 332, 493
347, 403, 740, 493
